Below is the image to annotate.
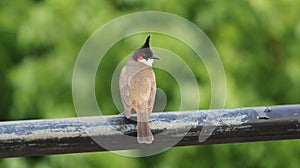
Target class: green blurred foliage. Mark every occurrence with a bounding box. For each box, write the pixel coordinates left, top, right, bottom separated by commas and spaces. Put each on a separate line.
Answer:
1, 0, 300, 167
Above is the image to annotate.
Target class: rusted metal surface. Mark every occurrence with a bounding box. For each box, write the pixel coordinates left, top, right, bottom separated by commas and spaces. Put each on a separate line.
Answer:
0, 104, 300, 158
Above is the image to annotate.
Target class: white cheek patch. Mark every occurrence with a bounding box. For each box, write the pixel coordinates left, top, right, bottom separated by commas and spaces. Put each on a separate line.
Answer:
139, 59, 153, 66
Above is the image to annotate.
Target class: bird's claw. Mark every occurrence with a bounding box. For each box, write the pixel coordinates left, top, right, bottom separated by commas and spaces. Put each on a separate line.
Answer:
121, 111, 131, 118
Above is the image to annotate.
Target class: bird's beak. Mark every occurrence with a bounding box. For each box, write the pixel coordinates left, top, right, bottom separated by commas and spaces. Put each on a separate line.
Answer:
151, 55, 160, 60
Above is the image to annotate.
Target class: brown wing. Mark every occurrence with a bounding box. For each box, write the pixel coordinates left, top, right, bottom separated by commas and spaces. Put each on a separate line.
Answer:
119, 66, 132, 112
147, 71, 156, 113
129, 68, 156, 113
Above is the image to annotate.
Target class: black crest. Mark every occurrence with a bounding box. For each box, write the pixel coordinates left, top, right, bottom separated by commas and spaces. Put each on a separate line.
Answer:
140, 35, 150, 48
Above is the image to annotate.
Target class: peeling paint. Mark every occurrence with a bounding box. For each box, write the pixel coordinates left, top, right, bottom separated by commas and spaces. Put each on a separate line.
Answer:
255, 106, 271, 119
0, 130, 86, 141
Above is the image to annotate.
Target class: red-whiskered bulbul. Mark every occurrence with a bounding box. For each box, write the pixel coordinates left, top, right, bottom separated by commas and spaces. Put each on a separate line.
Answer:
119, 36, 159, 144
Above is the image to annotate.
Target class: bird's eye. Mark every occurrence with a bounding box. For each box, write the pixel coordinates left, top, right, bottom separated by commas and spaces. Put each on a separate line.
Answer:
137, 56, 144, 61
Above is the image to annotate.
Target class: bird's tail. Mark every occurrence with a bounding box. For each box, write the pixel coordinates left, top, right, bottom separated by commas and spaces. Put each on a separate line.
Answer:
137, 112, 154, 144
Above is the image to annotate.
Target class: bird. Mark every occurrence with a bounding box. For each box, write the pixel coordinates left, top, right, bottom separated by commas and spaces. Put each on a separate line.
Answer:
119, 36, 159, 144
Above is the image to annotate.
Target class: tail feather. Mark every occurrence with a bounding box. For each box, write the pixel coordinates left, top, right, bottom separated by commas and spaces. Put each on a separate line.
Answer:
137, 112, 154, 144
137, 121, 154, 144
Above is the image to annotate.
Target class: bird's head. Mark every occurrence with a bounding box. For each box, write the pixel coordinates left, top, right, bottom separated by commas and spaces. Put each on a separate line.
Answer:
131, 36, 160, 66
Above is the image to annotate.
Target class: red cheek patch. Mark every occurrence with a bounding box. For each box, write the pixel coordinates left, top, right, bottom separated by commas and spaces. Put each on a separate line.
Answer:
137, 56, 144, 61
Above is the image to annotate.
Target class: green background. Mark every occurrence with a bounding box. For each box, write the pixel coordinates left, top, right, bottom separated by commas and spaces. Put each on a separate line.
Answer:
1, 0, 300, 167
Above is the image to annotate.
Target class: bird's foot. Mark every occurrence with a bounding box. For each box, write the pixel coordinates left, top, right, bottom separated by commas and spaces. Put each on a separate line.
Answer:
121, 110, 131, 118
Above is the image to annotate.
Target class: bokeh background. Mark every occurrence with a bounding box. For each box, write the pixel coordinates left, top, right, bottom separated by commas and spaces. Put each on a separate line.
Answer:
1, 0, 300, 167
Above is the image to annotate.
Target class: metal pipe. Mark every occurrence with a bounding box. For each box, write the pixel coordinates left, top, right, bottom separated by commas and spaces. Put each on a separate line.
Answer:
0, 104, 299, 158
